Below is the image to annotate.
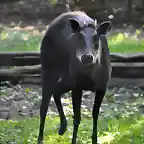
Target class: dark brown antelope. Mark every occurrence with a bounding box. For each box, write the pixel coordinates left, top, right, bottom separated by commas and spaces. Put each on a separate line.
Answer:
37, 11, 112, 144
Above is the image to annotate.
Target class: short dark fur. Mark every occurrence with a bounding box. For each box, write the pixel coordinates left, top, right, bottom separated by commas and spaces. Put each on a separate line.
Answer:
37, 11, 112, 144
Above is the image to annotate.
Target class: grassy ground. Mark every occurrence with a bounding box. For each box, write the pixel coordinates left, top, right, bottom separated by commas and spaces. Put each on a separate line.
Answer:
0, 25, 144, 53
0, 84, 144, 144
0, 83, 144, 144
0, 113, 144, 144
0, 25, 144, 144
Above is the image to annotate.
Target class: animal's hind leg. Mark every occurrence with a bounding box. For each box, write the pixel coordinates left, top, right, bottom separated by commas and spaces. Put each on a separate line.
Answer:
92, 89, 106, 144
37, 70, 58, 144
71, 87, 82, 144
53, 77, 73, 135
53, 94, 67, 135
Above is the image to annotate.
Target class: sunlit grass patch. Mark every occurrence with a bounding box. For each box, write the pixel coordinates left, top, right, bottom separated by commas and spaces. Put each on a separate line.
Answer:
108, 32, 144, 53
0, 112, 144, 144
110, 117, 144, 144
0, 26, 44, 52
0, 26, 144, 53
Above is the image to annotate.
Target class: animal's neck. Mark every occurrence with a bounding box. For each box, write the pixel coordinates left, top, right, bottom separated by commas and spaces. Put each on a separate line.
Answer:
97, 38, 102, 65
97, 36, 110, 66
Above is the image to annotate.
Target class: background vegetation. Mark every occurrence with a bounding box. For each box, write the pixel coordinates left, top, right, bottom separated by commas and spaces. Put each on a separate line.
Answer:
0, 25, 144, 53
0, 0, 144, 144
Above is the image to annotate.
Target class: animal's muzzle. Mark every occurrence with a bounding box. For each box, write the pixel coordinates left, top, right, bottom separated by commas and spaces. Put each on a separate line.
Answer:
80, 54, 94, 65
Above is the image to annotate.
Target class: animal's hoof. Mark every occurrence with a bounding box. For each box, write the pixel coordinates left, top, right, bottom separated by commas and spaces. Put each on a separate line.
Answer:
92, 137, 101, 144
97, 138, 101, 144
92, 142, 101, 144
37, 138, 43, 144
58, 119, 67, 135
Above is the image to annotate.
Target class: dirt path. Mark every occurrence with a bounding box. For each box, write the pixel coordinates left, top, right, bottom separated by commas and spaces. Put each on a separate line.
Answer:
0, 83, 144, 120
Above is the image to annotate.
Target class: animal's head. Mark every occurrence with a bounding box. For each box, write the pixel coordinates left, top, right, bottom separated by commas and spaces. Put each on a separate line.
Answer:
68, 18, 112, 65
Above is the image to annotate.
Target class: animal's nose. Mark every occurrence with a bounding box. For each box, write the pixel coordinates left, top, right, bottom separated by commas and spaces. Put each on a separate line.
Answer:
81, 54, 94, 65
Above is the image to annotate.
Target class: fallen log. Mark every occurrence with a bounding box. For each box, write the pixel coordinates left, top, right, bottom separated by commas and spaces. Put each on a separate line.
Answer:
111, 62, 144, 78
111, 53, 144, 62
20, 77, 144, 89
0, 62, 144, 85
0, 51, 40, 66
0, 65, 41, 76
108, 78, 144, 89
0, 52, 144, 66
0, 65, 41, 85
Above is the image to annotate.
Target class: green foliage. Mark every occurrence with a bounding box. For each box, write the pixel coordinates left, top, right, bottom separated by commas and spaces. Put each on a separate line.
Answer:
0, 85, 144, 143
0, 113, 144, 143
48, 0, 57, 5
0, 26, 144, 53
0, 26, 43, 52
108, 32, 144, 53
0, 87, 7, 97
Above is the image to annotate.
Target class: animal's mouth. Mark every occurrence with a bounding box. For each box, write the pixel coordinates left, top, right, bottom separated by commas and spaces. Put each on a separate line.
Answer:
76, 52, 97, 66
83, 62, 92, 66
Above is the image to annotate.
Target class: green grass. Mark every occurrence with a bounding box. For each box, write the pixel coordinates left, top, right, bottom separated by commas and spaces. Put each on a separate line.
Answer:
0, 26, 144, 53
0, 26, 44, 52
0, 25, 144, 143
108, 32, 144, 53
0, 113, 144, 144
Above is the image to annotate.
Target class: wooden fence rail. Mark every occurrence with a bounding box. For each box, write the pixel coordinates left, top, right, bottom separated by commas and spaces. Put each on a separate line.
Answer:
0, 52, 144, 66
0, 52, 144, 88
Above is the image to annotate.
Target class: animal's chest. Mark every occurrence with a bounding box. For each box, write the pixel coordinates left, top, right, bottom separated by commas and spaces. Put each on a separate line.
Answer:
76, 76, 95, 91
93, 66, 110, 89
74, 65, 109, 91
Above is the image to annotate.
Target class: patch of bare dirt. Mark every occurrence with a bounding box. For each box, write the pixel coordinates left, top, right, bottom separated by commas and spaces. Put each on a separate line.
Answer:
0, 83, 144, 120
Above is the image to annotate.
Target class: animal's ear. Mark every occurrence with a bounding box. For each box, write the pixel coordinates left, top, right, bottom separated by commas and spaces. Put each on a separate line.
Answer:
97, 21, 112, 36
69, 18, 81, 32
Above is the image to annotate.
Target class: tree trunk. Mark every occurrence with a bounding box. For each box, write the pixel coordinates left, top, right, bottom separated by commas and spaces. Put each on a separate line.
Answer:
125, 0, 133, 22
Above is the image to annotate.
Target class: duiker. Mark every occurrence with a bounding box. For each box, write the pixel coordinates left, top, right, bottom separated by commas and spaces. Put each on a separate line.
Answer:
38, 11, 112, 144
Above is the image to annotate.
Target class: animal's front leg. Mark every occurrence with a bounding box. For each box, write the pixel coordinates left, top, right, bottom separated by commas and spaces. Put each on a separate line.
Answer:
37, 70, 58, 144
53, 77, 73, 135
71, 87, 82, 144
92, 89, 106, 144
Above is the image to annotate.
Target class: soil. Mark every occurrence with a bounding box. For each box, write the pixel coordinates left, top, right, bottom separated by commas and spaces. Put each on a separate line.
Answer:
0, 83, 144, 120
